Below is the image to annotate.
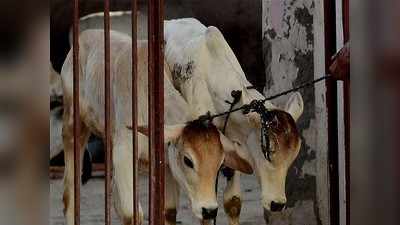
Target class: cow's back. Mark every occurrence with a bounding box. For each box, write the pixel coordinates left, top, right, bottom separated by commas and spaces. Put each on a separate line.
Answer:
61, 29, 190, 152
62, 30, 135, 135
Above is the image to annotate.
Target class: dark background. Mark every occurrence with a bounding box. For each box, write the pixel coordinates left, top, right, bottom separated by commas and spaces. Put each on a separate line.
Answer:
50, 0, 264, 88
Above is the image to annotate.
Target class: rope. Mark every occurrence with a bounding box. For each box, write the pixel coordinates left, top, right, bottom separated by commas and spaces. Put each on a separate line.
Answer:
214, 90, 242, 225
222, 90, 242, 133
262, 75, 331, 102
204, 74, 331, 225
199, 74, 331, 122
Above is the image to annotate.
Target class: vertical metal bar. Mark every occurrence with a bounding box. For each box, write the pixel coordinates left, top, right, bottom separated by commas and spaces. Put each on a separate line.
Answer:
104, 1, 112, 225
148, 0, 165, 224
324, 0, 340, 224
343, 60, 350, 225
342, 0, 350, 224
342, 0, 349, 43
131, 0, 139, 224
72, 0, 80, 224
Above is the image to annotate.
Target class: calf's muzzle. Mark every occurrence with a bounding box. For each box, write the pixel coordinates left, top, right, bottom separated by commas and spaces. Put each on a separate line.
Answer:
201, 207, 218, 220
270, 201, 286, 212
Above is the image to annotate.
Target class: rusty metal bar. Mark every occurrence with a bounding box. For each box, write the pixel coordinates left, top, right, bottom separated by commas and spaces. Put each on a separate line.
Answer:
131, 0, 139, 224
104, 0, 112, 225
342, 0, 350, 224
324, 0, 340, 224
148, 0, 165, 224
72, 0, 81, 224
342, 0, 349, 43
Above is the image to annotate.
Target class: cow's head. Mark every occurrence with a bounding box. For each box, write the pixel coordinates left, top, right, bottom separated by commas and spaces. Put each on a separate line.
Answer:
246, 92, 303, 213
136, 120, 252, 220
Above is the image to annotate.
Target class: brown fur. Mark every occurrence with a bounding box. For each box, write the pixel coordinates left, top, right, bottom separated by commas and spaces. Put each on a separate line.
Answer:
271, 110, 300, 150
62, 191, 69, 216
181, 120, 223, 163
268, 110, 301, 165
181, 120, 224, 179
181, 120, 221, 145
177, 120, 225, 203
122, 214, 143, 225
224, 196, 242, 219
122, 216, 132, 225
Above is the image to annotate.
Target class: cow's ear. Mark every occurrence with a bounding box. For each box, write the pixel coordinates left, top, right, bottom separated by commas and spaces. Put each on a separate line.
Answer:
284, 92, 304, 122
128, 124, 185, 143
224, 151, 253, 174
219, 132, 253, 174
164, 124, 186, 142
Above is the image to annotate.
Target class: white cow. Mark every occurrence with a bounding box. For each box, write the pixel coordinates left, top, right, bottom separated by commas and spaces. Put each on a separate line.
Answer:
60, 30, 253, 225
164, 18, 304, 225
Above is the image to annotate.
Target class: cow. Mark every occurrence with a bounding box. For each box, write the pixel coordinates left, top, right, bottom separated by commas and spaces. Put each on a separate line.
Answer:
60, 29, 253, 225
163, 18, 304, 225
50, 64, 64, 159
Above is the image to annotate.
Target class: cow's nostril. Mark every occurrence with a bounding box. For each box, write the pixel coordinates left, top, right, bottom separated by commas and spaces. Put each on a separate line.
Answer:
201, 207, 218, 220
270, 201, 286, 212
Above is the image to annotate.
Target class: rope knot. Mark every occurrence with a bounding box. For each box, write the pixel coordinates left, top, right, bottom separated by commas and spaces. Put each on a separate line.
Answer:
196, 111, 214, 125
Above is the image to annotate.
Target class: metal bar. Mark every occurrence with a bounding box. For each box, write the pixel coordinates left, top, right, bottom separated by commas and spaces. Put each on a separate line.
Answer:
324, 0, 340, 224
104, 1, 112, 225
148, 0, 165, 224
343, 69, 350, 225
72, 0, 80, 224
131, 0, 139, 224
342, 0, 350, 224
342, 0, 349, 43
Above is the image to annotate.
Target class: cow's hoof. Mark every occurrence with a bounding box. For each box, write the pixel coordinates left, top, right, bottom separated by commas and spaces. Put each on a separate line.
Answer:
224, 196, 242, 219
263, 208, 271, 224
165, 208, 177, 225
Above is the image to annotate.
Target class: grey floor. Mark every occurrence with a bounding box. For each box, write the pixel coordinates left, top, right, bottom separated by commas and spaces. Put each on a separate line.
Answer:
50, 173, 264, 225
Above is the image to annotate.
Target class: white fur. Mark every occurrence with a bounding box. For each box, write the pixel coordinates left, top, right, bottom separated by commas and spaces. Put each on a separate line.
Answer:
284, 92, 304, 121
60, 29, 249, 225
50, 106, 63, 159
164, 18, 304, 216
60, 30, 198, 225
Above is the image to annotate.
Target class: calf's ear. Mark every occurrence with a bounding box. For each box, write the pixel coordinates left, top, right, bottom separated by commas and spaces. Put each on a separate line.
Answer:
127, 124, 185, 143
219, 132, 253, 174
224, 151, 253, 174
284, 92, 304, 121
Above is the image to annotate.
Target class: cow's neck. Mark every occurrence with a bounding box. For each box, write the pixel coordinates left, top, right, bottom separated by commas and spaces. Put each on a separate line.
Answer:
208, 84, 278, 148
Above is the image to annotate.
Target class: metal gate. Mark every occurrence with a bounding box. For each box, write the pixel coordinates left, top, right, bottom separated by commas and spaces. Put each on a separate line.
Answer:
66, 0, 349, 224
71, 0, 165, 224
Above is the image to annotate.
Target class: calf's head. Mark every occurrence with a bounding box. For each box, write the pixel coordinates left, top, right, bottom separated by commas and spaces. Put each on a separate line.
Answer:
246, 92, 303, 213
137, 120, 252, 220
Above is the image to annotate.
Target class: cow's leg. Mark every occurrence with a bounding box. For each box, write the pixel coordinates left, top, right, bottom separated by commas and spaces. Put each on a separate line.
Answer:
165, 166, 180, 225
62, 114, 90, 225
223, 169, 242, 225
112, 138, 144, 225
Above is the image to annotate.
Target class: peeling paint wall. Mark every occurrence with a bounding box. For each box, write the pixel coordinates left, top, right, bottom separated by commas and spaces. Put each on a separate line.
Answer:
263, 1, 330, 224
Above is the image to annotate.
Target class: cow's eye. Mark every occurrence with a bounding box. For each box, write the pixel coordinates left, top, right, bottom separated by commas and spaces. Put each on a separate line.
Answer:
183, 156, 194, 169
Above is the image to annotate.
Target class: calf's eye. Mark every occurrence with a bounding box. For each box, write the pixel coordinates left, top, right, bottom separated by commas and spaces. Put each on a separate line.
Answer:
183, 156, 194, 169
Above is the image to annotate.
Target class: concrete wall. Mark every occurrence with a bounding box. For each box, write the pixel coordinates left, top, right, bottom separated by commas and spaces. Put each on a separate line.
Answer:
262, 0, 330, 224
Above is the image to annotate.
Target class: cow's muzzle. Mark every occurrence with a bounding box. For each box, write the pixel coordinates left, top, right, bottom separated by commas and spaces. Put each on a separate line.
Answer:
201, 207, 218, 220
